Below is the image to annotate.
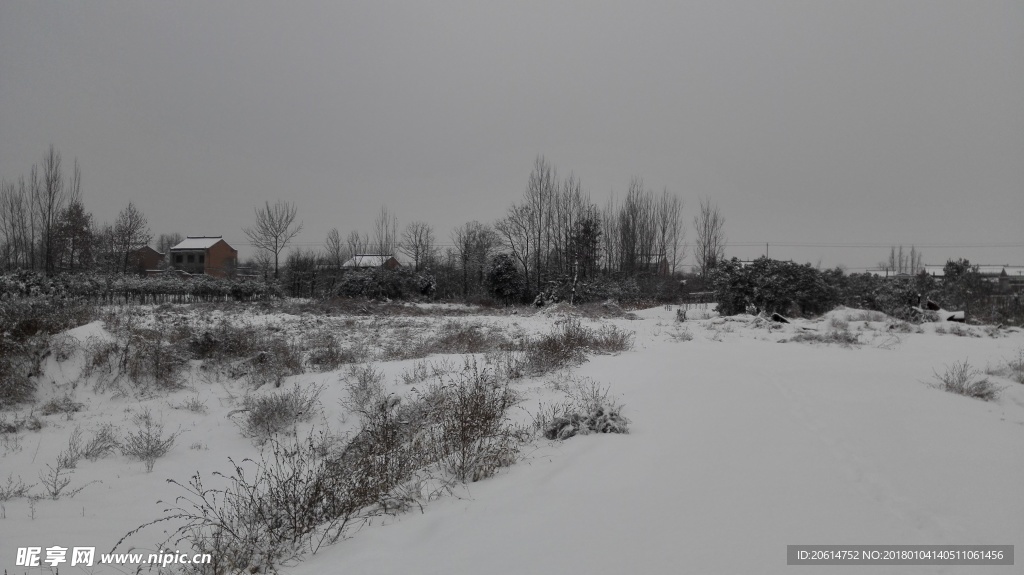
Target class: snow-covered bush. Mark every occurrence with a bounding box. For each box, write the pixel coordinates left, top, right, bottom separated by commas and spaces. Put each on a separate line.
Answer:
541, 377, 630, 440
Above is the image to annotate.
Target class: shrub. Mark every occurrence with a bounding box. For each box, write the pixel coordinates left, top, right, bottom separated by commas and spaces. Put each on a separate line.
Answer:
0, 473, 33, 500
175, 395, 208, 414
416, 321, 510, 356
305, 329, 347, 371
422, 362, 521, 482
137, 361, 526, 575
39, 459, 84, 499
341, 365, 385, 415
57, 426, 84, 469
932, 360, 1001, 401
538, 377, 629, 440
141, 432, 365, 574
82, 423, 121, 460
238, 384, 322, 444
121, 409, 179, 472
245, 335, 303, 388
521, 318, 633, 375
332, 267, 436, 300
1008, 348, 1024, 384
40, 395, 84, 416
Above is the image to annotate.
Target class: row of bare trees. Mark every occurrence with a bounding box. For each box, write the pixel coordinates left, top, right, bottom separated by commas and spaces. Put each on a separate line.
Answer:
292, 155, 726, 298
0, 146, 155, 275
878, 245, 925, 276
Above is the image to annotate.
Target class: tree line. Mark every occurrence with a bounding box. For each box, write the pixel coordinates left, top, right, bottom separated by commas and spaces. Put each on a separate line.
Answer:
3, 148, 731, 304
282, 156, 727, 302
0, 146, 161, 276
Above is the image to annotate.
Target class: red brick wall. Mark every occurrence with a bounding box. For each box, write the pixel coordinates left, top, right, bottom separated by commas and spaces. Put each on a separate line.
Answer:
205, 240, 238, 278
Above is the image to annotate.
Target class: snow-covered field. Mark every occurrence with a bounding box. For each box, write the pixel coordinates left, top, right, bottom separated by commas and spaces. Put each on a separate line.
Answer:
2, 303, 1022, 574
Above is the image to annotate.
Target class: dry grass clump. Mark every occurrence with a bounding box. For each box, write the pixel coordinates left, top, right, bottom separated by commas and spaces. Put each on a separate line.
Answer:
341, 364, 386, 415
243, 335, 304, 389
82, 423, 121, 460
40, 394, 84, 416
237, 384, 322, 444
1008, 349, 1024, 384
932, 360, 1002, 401
784, 330, 860, 347
305, 328, 353, 371
520, 318, 633, 375
847, 310, 889, 322
417, 321, 511, 355
398, 358, 458, 386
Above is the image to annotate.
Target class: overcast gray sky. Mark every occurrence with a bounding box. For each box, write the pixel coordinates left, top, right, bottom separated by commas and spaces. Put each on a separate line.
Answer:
2, 0, 1021, 270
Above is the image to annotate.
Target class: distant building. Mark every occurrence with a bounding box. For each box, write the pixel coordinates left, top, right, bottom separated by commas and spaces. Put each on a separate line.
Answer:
922, 264, 1024, 292
130, 246, 165, 276
167, 236, 238, 278
341, 254, 402, 270
641, 254, 670, 276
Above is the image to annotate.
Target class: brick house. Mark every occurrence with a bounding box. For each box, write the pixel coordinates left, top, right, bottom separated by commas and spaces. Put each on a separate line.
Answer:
130, 246, 165, 276
168, 236, 238, 278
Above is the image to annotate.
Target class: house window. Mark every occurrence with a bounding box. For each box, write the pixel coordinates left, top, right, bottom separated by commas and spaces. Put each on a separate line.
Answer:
199, 254, 205, 264
188, 254, 195, 263
175, 254, 182, 264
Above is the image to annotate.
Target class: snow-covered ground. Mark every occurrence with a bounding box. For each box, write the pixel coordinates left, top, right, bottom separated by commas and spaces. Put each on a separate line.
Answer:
2, 304, 1022, 574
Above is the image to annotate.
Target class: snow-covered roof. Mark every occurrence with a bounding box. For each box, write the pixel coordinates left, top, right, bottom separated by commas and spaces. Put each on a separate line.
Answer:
1003, 266, 1024, 277
341, 254, 399, 268
976, 265, 1007, 276
171, 236, 226, 250
923, 265, 945, 277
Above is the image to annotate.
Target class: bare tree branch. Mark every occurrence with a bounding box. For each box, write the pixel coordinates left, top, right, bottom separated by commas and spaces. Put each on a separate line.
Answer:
243, 200, 302, 279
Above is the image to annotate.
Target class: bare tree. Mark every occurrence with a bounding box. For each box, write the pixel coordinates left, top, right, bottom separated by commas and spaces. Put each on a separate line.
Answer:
400, 220, 435, 271
324, 227, 348, 270
345, 230, 368, 260
156, 233, 184, 255
617, 177, 656, 274
451, 221, 498, 296
34, 146, 68, 275
0, 179, 31, 269
883, 245, 924, 275
243, 200, 303, 279
693, 197, 726, 278
113, 202, 152, 273
373, 205, 398, 256
656, 189, 685, 275
496, 203, 535, 293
